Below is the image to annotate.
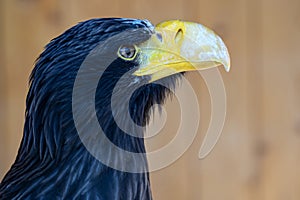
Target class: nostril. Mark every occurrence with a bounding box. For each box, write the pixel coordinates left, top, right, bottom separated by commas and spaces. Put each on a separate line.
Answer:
156, 33, 163, 42
175, 28, 183, 43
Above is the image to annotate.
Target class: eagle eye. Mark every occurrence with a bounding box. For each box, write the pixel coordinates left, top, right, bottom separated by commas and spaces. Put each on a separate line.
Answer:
118, 45, 137, 60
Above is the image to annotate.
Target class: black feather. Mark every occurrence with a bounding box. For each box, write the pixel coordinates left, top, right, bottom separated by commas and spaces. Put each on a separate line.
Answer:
0, 18, 181, 199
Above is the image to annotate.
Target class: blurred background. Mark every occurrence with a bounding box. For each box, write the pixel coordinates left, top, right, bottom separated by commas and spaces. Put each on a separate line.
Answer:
0, 0, 299, 199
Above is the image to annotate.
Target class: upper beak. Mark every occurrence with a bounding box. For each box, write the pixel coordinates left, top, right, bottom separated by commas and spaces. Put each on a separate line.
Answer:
134, 20, 230, 82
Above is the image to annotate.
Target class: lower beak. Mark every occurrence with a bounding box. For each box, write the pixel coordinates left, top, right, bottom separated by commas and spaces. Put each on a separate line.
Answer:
134, 20, 230, 82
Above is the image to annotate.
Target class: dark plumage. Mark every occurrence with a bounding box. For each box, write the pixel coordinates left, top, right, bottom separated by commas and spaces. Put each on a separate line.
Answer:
0, 18, 180, 199
0, 15, 232, 199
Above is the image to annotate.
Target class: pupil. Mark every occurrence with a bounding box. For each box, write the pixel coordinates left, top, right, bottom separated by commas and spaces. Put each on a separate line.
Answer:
125, 48, 131, 56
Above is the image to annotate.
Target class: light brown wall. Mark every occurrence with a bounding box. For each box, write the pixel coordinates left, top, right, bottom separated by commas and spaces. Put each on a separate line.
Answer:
0, 0, 299, 199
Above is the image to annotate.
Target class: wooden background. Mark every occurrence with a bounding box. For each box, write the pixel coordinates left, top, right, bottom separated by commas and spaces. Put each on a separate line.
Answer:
0, 0, 300, 199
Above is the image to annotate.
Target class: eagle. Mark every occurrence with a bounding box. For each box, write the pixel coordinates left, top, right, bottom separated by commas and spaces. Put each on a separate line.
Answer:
0, 18, 230, 199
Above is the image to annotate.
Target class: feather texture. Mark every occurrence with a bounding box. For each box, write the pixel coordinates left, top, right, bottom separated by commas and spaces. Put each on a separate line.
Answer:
0, 18, 181, 199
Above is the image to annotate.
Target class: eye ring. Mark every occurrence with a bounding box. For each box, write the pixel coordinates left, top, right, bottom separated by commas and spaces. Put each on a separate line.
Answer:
118, 45, 138, 60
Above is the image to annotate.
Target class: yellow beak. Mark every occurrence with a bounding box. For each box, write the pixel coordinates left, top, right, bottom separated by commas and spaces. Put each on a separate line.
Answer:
134, 20, 230, 82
